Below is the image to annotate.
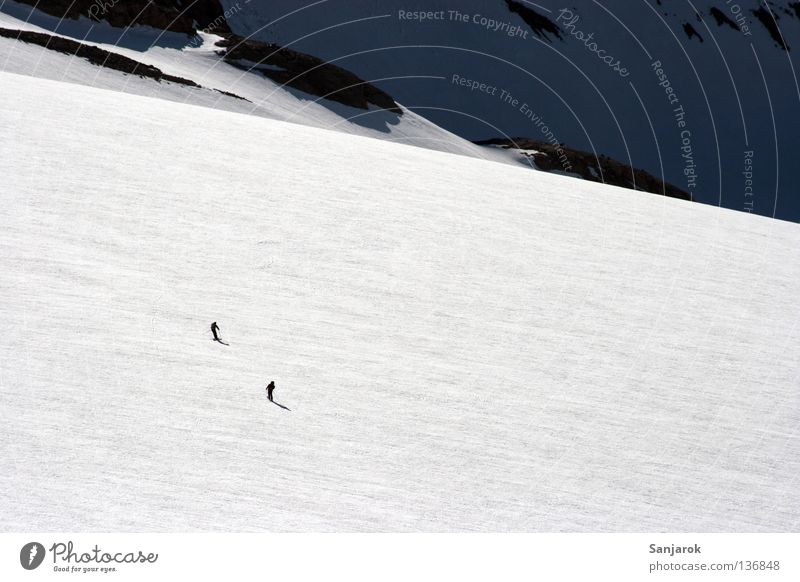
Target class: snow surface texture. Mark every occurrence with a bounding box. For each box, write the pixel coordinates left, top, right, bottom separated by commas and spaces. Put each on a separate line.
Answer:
1, 72, 800, 532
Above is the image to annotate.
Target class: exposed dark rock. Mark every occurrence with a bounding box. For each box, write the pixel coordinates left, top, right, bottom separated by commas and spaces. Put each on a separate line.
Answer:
505, 0, 562, 41
0, 26, 248, 102
752, 7, 789, 50
709, 7, 739, 30
0, 27, 199, 83
12, 0, 230, 36
683, 22, 704, 42
475, 137, 692, 202
215, 88, 249, 101
216, 35, 401, 113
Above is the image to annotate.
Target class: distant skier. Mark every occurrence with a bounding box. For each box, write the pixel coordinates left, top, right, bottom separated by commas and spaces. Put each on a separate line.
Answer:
265, 380, 290, 411
211, 321, 221, 342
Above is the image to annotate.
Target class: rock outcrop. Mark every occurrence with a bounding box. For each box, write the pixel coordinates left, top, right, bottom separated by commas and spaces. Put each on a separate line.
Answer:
477, 137, 692, 201
217, 35, 401, 113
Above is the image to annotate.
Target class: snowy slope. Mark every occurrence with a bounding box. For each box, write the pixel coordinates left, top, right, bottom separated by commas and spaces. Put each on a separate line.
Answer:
1, 71, 800, 532
230, 0, 800, 221
0, 5, 518, 165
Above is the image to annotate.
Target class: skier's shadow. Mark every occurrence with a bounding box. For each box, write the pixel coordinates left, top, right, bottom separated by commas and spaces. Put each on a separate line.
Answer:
270, 400, 291, 411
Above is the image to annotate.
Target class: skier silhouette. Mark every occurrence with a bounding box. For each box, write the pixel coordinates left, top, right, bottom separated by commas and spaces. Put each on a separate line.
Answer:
266, 380, 290, 410
210, 321, 228, 345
